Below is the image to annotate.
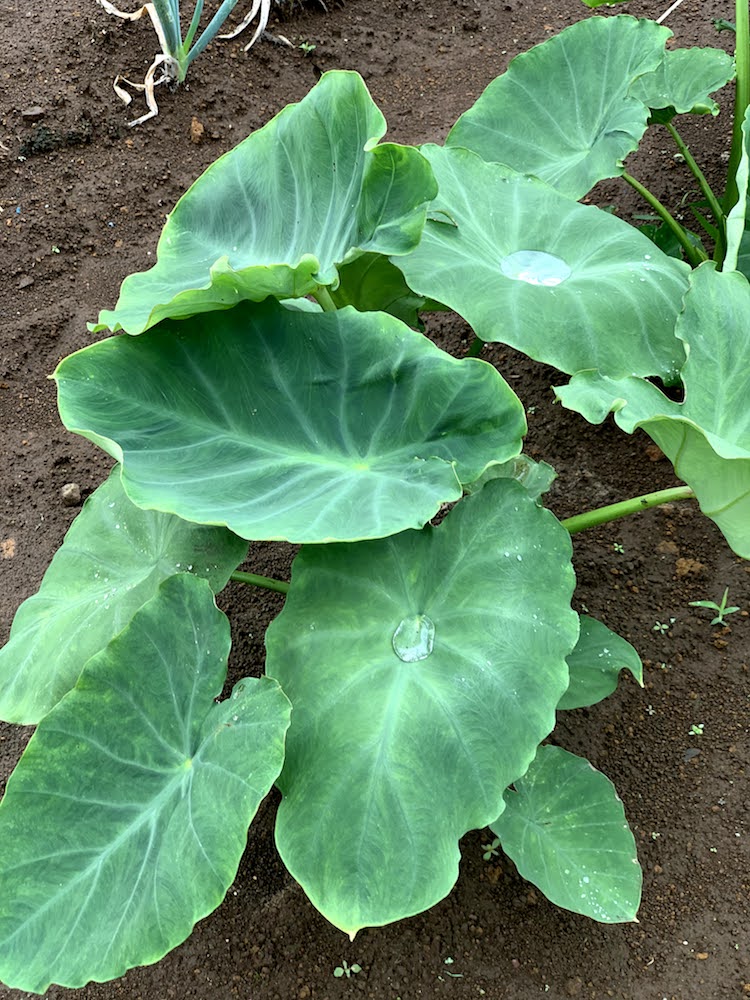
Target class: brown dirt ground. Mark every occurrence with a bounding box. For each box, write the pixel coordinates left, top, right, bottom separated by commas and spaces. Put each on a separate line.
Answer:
1, 1, 748, 998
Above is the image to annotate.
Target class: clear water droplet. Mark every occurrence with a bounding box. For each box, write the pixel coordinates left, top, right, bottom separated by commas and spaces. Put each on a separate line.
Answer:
500, 250, 572, 287
392, 614, 435, 663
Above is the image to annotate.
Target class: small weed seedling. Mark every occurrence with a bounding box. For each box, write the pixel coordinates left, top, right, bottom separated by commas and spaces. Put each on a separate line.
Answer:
653, 618, 676, 634
333, 962, 361, 979
482, 837, 501, 861
689, 723, 705, 737
689, 587, 741, 625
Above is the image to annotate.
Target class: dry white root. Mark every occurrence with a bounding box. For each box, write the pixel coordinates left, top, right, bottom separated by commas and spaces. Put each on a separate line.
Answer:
218, 0, 272, 52
97, 0, 272, 126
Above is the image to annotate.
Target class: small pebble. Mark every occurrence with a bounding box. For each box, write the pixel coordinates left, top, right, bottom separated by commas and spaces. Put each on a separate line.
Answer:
61, 482, 81, 506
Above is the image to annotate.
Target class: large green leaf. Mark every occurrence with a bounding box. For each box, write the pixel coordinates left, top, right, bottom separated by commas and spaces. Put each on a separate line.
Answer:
57, 300, 526, 544
630, 47, 735, 123
266, 479, 579, 935
0, 575, 291, 993
491, 745, 641, 922
397, 145, 689, 381
557, 263, 750, 557
559, 615, 643, 711
447, 16, 671, 200
0, 468, 247, 725
93, 71, 436, 335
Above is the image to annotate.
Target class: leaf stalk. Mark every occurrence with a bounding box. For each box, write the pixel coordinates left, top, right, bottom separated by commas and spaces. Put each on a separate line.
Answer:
622, 172, 707, 266
230, 570, 290, 594
561, 486, 695, 535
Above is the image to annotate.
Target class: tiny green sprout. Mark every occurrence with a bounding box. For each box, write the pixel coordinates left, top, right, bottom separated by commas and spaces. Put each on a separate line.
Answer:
482, 836, 500, 861
613, 542, 624, 553
51, 246, 60, 254
709, 846, 718, 853
689, 587, 740, 625
653, 618, 675, 634
651, 831, 660, 840
689, 723, 704, 736
299, 40, 317, 54
333, 961, 362, 979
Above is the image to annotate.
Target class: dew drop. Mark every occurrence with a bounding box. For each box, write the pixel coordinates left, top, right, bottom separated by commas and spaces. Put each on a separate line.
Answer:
500, 250, 572, 287
392, 613, 435, 663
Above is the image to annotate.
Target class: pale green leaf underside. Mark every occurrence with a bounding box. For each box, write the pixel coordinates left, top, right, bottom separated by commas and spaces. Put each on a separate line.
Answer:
266, 480, 578, 935
447, 16, 671, 199
560, 615, 643, 711
630, 47, 735, 119
57, 300, 526, 544
557, 264, 750, 557
492, 745, 641, 922
0, 575, 291, 994
94, 71, 436, 335
0, 468, 247, 725
724, 108, 750, 274
398, 145, 689, 381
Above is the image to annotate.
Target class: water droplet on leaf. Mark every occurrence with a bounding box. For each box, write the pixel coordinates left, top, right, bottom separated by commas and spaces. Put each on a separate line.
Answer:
500, 250, 572, 287
392, 614, 435, 663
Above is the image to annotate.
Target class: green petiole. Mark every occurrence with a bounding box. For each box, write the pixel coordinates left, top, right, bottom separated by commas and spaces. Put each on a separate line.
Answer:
231, 487, 698, 595
561, 485, 695, 535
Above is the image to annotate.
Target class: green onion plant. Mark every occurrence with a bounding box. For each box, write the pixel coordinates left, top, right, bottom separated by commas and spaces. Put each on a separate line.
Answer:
97, 0, 271, 124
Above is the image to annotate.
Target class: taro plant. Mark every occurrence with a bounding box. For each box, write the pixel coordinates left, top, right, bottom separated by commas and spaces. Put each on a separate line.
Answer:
2, 11, 750, 993
98, 0, 272, 124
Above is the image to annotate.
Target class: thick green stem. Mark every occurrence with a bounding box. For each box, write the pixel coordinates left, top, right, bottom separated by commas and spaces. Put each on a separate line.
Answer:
466, 336, 484, 357
312, 286, 338, 312
561, 486, 695, 535
665, 121, 726, 261
622, 172, 708, 267
724, 0, 750, 214
230, 571, 290, 595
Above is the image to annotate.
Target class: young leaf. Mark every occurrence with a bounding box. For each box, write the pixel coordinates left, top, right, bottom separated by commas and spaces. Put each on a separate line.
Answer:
397, 145, 689, 382
266, 479, 579, 936
462, 454, 557, 500
0, 467, 247, 725
57, 300, 526, 544
0, 575, 291, 993
630, 47, 735, 123
93, 71, 437, 334
447, 16, 671, 199
559, 615, 643, 710
491, 745, 641, 922
557, 263, 750, 558
331, 252, 426, 327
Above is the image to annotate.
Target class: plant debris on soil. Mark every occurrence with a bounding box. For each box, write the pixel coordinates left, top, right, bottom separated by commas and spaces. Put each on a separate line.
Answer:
1, 1, 748, 998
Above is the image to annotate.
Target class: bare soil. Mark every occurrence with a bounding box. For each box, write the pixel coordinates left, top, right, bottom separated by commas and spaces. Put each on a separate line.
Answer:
1, 1, 748, 998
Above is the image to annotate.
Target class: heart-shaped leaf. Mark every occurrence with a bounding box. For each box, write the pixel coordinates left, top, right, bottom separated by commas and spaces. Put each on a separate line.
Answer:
447, 16, 671, 199
94, 71, 436, 334
630, 47, 735, 123
398, 145, 689, 381
557, 263, 750, 557
57, 300, 526, 544
266, 479, 578, 935
0, 575, 291, 993
560, 615, 643, 710
491, 745, 641, 922
0, 468, 247, 725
